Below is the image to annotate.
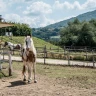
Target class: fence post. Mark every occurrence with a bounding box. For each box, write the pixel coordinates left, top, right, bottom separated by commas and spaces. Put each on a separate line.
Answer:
0, 41, 1, 69
0, 63, 2, 70
58, 47, 59, 52
50, 46, 51, 50
3, 47, 4, 60
8, 51, 12, 76
44, 45, 46, 64
85, 47, 88, 61
13, 44, 14, 55
64, 46, 66, 53
67, 50, 70, 65
92, 50, 95, 68
0, 65, 2, 70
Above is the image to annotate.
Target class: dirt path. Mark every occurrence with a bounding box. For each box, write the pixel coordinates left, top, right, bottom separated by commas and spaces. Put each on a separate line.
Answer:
2, 55, 96, 67
0, 70, 96, 96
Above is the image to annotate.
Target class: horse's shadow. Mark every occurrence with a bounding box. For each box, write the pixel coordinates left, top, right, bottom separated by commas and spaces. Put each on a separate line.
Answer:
7, 80, 26, 87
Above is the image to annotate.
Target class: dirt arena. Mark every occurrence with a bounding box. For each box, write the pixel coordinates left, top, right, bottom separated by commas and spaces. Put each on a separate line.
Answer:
0, 69, 96, 96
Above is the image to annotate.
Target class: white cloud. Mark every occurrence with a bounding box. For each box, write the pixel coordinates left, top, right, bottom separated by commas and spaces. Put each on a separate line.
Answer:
22, 1, 53, 27
36, 15, 55, 27
53, 0, 96, 10
24, 0, 33, 1
9, 0, 24, 3
7, 0, 25, 6
4, 14, 21, 22
23, 1, 52, 16
3, 0, 96, 28
53, 1, 82, 10
0, 0, 7, 12
4, 14, 35, 26
82, 0, 96, 10
4, 13, 55, 28
16, 6, 22, 10
21, 15, 55, 28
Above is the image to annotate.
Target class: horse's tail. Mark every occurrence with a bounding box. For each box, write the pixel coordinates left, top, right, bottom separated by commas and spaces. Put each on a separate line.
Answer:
22, 65, 26, 75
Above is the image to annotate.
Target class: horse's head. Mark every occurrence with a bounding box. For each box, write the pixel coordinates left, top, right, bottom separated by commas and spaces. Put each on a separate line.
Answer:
25, 36, 32, 51
24, 35, 36, 56
4, 42, 8, 47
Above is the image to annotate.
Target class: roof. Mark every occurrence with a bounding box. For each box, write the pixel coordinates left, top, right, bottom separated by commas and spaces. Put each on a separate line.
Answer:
0, 22, 14, 28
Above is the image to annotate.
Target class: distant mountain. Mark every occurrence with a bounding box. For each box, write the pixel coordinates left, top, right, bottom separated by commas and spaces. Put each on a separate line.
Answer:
33, 10, 96, 40
45, 10, 96, 28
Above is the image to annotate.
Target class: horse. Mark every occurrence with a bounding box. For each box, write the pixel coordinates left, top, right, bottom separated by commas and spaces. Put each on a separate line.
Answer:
22, 35, 37, 83
0, 40, 4, 47
4, 41, 21, 50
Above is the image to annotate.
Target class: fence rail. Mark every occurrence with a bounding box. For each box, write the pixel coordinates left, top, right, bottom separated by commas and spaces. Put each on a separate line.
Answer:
2, 45, 96, 68
36, 46, 96, 68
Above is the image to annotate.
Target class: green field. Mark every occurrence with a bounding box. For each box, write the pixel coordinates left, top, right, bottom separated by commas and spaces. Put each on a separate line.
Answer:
0, 36, 59, 49
1, 36, 96, 61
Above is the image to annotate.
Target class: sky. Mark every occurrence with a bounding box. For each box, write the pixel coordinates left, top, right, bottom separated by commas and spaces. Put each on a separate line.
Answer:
0, 0, 96, 28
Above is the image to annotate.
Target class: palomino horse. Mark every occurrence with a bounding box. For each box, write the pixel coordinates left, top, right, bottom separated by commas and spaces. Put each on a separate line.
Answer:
22, 36, 37, 83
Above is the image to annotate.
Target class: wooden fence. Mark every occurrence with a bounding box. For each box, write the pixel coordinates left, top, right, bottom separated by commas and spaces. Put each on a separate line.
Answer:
0, 47, 12, 76
36, 45, 96, 68
2, 45, 96, 68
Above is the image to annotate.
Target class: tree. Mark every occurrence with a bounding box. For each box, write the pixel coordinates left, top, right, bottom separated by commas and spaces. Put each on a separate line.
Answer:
10, 23, 32, 36
60, 19, 96, 47
73, 18, 80, 24
77, 23, 95, 46
60, 19, 81, 46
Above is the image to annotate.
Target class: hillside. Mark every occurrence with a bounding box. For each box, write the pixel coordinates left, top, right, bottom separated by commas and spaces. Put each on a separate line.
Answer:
33, 10, 96, 40
0, 36, 59, 49
46, 10, 96, 28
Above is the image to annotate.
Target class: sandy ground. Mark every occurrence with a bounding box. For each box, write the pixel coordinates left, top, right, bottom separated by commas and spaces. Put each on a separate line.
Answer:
0, 70, 96, 96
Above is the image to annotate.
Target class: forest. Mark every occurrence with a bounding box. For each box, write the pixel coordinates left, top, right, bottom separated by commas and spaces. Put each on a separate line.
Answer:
60, 19, 96, 47
0, 23, 32, 36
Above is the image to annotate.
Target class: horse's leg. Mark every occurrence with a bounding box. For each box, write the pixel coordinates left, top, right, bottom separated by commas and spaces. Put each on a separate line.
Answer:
22, 61, 27, 81
33, 61, 37, 83
28, 62, 32, 83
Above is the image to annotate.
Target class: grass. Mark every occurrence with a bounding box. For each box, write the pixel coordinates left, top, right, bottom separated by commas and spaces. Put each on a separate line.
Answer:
0, 36, 96, 88
0, 36, 59, 49
0, 61, 96, 88
1, 36, 96, 61
0, 36, 63, 57
37, 64, 96, 88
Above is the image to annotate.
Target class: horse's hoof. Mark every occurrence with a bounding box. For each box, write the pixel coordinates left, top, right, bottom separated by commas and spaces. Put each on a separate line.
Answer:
34, 80, 37, 83
28, 81, 32, 84
23, 79, 26, 81
28, 80, 32, 84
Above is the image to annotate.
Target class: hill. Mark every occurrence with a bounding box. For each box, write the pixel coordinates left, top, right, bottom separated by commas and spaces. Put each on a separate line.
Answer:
0, 36, 59, 49
33, 10, 96, 40
45, 10, 96, 28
